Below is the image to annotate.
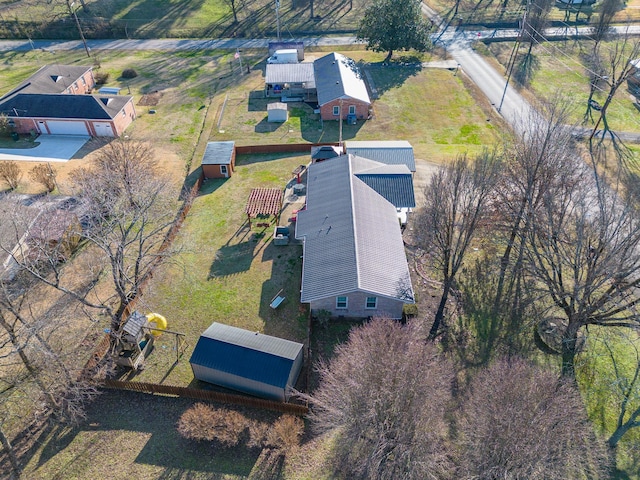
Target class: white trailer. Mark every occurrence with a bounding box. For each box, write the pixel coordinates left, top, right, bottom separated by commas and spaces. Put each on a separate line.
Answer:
267, 49, 299, 64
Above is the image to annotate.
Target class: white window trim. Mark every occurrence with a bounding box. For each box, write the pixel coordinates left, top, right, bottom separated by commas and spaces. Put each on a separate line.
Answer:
336, 296, 348, 309
333, 105, 340, 116
348, 105, 356, 115
365, 296, 377, 309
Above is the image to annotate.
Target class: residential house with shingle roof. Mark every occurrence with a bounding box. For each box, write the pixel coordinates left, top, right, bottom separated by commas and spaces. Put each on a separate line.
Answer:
0, 64, 136, 137
313, 52, 371, 121
295, 154, 414, 319
262, 52, 371, 121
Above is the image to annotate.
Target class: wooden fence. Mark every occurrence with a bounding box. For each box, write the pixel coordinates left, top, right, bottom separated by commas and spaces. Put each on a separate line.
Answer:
236, 143, 340, 155
102, 379, 309, 415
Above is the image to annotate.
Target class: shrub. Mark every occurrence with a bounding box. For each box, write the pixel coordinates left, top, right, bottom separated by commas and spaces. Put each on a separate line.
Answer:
0, 161, 22, 190
121, 68, 138, 79
29, 164, 57, 192
0, 114, 11, 137
177, 403, 249, 447
94, 71, 109, 85
247, 419, 270, 449
266, 414, 304, 451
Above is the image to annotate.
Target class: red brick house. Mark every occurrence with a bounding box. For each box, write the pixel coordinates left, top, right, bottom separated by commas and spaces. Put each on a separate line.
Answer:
314, 53, 371, 121
0, 64, 136, 137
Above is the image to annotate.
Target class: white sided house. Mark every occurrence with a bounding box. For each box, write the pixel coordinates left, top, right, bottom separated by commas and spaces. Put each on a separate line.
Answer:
295, 154, 415, 319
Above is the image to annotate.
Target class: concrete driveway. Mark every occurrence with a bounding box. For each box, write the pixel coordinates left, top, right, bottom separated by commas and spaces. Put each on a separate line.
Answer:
0, 135, 90, 162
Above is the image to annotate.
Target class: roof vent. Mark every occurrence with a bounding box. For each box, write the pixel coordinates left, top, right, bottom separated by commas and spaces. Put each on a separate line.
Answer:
50, 75, 62, 82
99, 97, 113, 106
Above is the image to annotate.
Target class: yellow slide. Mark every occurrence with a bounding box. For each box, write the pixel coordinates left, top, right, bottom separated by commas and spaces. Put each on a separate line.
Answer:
146, 313, 167, 336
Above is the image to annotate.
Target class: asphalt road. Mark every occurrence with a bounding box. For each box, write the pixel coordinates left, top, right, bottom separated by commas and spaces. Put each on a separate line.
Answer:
1, 21, 640, 140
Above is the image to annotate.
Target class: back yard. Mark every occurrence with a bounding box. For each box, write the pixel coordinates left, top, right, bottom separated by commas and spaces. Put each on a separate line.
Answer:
3, 47, 504, 479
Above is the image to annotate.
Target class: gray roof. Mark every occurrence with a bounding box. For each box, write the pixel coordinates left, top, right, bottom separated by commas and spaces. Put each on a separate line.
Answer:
313, 53, 371, 107
311, 145, 342, 160
0, 93, 132, 120
202, 141, 235, 165
346, 140, 416, 172
265, 63, 316, 88
295, 155, 414, 303
0, 64, 92, 99
350, 155, 415, 208
190, 322, 303, 388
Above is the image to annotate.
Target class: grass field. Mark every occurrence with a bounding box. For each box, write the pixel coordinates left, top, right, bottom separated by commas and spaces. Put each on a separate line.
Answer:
0, 44, 517, 479
483, 40, 640, 136
0, 0, 368, 39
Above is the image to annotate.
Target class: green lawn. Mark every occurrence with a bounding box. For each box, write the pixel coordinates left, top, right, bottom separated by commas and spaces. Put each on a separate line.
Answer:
486, 41, 640, 135
578, 328, 640, 478
0, 0, 369, 39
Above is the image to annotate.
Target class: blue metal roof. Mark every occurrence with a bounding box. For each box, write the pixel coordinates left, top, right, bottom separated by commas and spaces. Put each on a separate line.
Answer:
354, 173, 416, 208
189, 322, 303, 389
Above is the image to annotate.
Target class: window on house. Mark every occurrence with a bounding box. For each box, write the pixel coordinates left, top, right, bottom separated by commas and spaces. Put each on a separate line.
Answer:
365, 296, 377, 309
349, 105, 356, 115
336, 296, 348, 309
81, 77, 86, 86
333, 105, 340, 116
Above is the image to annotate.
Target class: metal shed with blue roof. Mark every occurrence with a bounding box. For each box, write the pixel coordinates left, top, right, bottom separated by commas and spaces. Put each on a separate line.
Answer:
189, 322, 304, 402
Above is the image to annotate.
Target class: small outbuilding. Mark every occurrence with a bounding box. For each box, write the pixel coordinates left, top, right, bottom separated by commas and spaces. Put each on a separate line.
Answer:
190, 322, 304, 402
202, 141, 236, 179
267, 102, 288, 123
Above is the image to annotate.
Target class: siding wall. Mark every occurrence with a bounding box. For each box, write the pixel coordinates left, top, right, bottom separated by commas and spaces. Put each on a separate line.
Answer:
319, 98, 370, 121
310, 290, 404, 319
191, 363, 285, 401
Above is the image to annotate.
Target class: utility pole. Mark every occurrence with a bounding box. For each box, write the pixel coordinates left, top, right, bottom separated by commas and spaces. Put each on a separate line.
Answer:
275, 0, 281, 41
69, 1, 90, 58
498, 1, 527, 113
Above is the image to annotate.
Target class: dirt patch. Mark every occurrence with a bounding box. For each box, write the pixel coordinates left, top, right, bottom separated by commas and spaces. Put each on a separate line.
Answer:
138, 91, 163, 106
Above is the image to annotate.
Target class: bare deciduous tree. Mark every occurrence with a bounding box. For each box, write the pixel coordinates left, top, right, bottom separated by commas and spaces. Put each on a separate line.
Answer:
583, 0, 619, 124
29, 163, 57, 193
419, 150, 501, 340
0, 161, 21, 191
587, 33, 640, 149
4, 139, 179, 336
523, 161, 640, 377
457, 358, 610, 479
304, 318, 454, 479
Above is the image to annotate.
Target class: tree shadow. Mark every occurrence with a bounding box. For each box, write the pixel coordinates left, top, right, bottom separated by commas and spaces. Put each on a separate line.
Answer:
25, 390, 261, 477
513, 53, 540, 87
364, 62, 423, 97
